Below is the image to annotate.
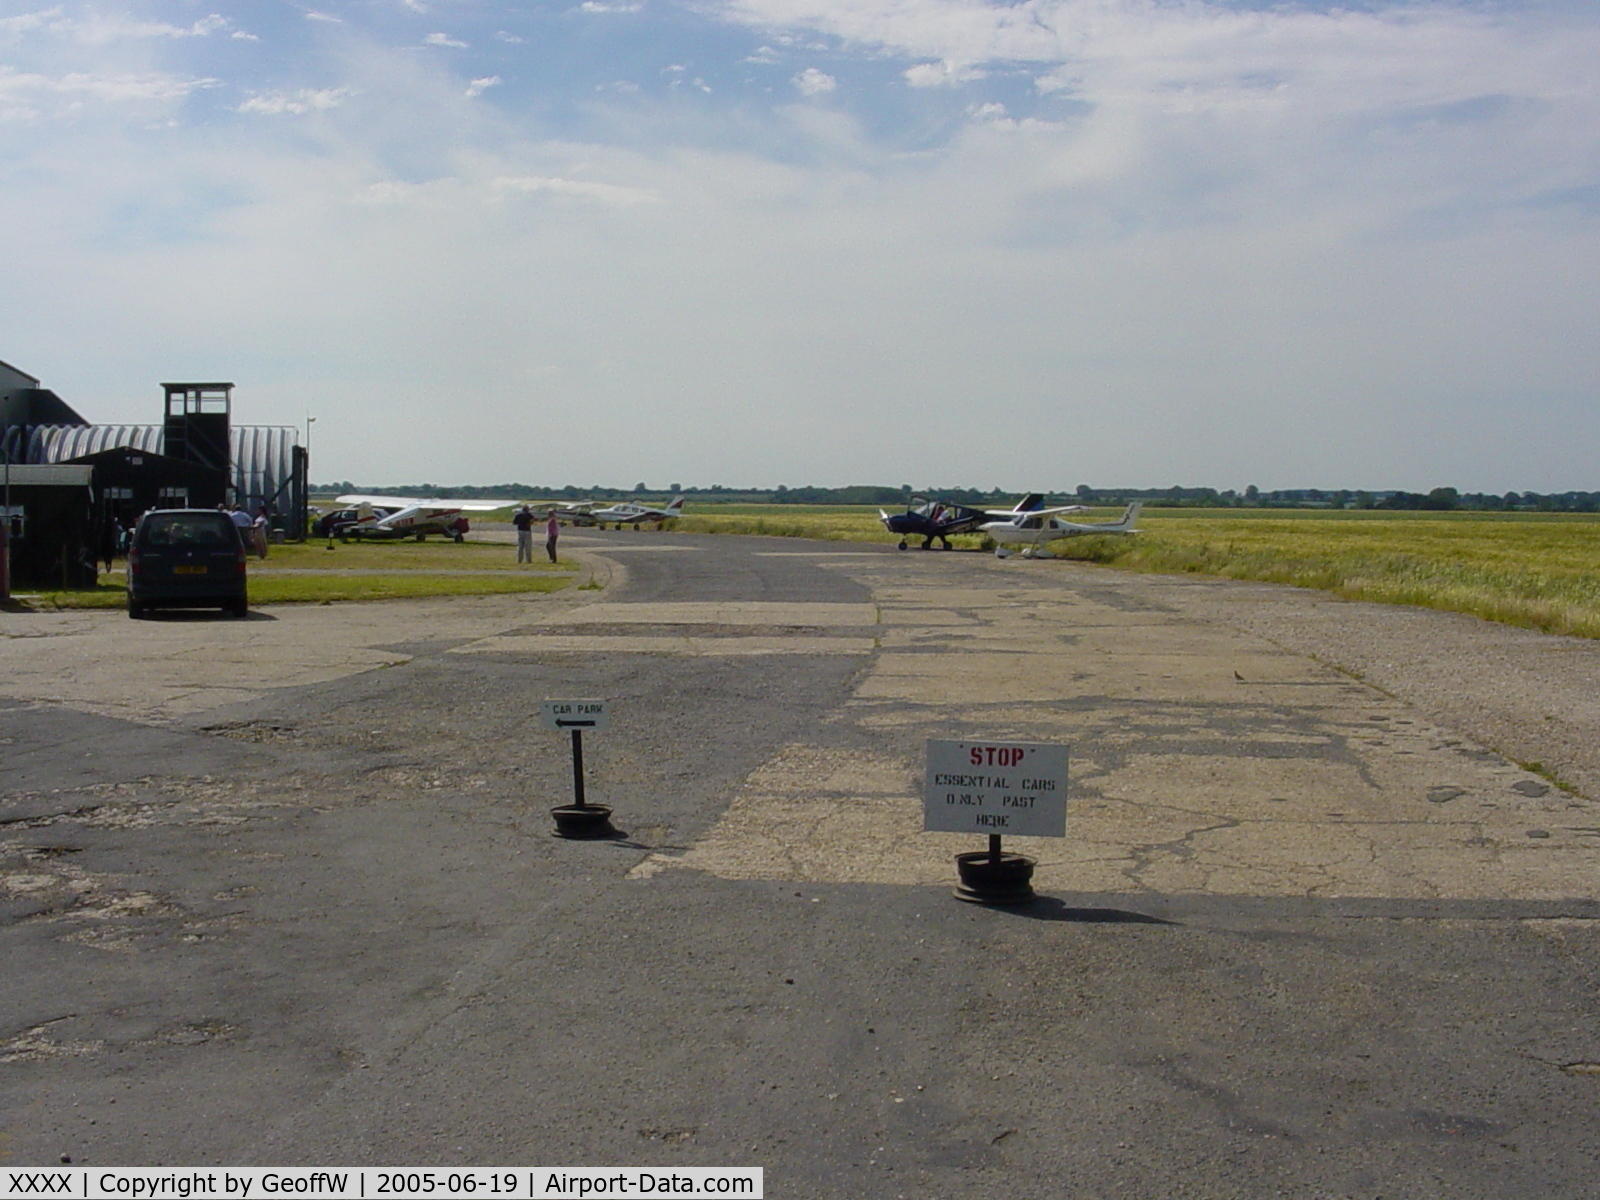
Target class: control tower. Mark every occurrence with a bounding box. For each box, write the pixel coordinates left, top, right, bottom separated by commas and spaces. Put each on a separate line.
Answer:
162, 381, 232, 492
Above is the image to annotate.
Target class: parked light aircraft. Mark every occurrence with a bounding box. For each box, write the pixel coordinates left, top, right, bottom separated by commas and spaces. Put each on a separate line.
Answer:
982, 502, 1142, 558
589, 496, 685, 529
332, 494, 509, 542
879, 494, 1045, 550
547, 501, 600, 527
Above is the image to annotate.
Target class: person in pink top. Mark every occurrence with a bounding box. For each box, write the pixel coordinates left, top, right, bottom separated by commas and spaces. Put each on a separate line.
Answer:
545, 512, 560, 563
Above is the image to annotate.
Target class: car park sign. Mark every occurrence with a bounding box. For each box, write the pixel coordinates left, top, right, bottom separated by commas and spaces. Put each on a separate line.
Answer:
540, 700, 610, 732
923, 739, 1068, 837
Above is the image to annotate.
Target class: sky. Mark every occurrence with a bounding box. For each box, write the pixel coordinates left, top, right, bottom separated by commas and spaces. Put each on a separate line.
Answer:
1, 0, 1596, 493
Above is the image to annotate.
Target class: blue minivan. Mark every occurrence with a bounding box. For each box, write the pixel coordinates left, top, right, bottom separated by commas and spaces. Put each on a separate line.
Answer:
126, 509, 250, 619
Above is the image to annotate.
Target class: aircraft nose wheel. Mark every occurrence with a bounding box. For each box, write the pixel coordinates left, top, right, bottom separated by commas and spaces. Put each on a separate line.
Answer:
897, 539, 908, 550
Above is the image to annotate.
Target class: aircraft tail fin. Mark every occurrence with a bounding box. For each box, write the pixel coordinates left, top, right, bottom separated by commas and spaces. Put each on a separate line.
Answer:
1014, 492, 1045, 512
666, 495, 685, 513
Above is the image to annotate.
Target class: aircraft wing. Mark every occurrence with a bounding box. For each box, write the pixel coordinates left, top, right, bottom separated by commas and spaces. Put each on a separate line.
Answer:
336, 494, 508, 512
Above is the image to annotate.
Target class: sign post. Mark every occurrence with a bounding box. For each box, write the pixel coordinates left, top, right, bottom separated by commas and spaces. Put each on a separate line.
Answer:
925, 738, 1068, 905
541, 700, 614, 838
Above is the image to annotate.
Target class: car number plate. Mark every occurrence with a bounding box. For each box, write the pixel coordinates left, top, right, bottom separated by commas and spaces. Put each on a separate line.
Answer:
174, 565, 208, 575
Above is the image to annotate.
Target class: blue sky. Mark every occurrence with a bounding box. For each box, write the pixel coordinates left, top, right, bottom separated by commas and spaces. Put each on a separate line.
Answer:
2, 0, 1596, 491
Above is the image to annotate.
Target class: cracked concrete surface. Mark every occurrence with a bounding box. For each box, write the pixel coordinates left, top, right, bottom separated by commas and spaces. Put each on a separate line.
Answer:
629, 554, 1600, 902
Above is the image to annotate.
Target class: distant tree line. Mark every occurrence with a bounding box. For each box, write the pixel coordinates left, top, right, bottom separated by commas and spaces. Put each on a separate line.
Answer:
1067, 486, 1600, 512
312, 481, 1600, 512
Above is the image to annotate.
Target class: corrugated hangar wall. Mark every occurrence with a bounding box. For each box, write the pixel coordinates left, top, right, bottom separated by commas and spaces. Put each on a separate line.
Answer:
15, 424, 300, 510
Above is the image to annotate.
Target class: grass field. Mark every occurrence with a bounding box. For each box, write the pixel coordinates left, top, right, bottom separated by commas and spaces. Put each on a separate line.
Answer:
674, 504, 893, 542
1090, 510, 1600, 639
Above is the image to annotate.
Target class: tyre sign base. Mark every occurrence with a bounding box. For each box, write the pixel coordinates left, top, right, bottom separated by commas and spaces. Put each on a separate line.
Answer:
925, 739, 1068, 905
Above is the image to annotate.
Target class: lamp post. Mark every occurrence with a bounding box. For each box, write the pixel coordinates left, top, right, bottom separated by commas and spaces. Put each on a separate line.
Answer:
303, 415, 316, 544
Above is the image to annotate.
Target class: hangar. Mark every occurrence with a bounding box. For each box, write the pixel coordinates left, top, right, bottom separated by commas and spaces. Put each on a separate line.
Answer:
1, 360, 308, 592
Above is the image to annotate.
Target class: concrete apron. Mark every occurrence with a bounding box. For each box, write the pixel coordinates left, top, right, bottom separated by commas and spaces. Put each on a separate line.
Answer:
0, 555, 621, 722
610, 558, 1600, 904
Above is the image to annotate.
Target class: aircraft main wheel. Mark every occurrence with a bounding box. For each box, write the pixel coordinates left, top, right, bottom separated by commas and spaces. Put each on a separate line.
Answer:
897, 540, 907, 551
995, 548, 1010, 559
453, 532, 464, 543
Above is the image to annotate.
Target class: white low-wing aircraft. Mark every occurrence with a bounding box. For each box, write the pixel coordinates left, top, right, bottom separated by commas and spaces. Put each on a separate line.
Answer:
333, 494, 510, 542
589, 495, 685, 529
982, 502, 1142, 558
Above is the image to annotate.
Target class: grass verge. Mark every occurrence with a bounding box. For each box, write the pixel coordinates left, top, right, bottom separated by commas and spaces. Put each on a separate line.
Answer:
18, 538, 580, 610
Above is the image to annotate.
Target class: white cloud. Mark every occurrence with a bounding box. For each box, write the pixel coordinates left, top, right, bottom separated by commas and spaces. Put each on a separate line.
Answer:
793, 67, 836, 95
47, 12, 230, 45
424, 32, 468, 48
494, 31, 524, 43
903, 59, 984, 87
0, 66, 218, 121
0, 9, 60, 42
305, 11, 342, 23
465, 76, 501, 98
578, 1, 644, 12
237, 87, 354, 116
491, 175, 659, 205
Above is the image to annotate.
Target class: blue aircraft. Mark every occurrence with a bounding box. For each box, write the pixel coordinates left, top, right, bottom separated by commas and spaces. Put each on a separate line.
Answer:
878, 493, 1046, 550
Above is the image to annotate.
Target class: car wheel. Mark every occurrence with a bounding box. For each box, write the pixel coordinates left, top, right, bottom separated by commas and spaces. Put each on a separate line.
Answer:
229, 598, 249, 618
127, 601, 145, 619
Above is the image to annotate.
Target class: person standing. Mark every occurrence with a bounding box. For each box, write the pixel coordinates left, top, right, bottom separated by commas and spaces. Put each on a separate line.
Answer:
252, 505, 271, 559
513, 506, 535, 563
545, 510, 560, 563
228, 503, 253, 549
